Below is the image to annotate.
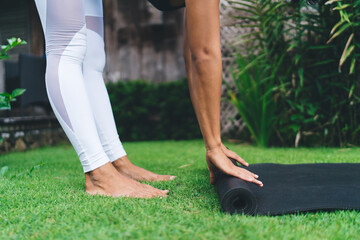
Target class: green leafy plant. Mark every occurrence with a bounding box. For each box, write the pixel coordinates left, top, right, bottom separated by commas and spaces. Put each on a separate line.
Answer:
326, 0, 360, 74
281, 0, 360, 146
0, 38, 27, 110
0, 37, 27, 59
228, 54, 278, 147
227, 0, 360, 147
226, 0, 292, 147
0, 88, 26, 110
0, 37, 27, 143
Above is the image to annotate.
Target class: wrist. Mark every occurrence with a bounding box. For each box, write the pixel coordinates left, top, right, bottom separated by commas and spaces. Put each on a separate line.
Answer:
205, 142, 222, 152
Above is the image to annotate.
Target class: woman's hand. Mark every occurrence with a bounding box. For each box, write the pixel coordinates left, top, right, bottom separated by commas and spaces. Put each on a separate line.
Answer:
206, 145, 263, 187
220, 143, 249, 167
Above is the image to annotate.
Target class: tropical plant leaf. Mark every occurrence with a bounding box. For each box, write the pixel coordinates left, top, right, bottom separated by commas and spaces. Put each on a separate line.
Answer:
11, 88, 26, 98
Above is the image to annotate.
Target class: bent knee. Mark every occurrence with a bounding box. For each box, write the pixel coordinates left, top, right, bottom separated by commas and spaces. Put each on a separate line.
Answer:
84, 44, 106, 72
46, 26, 88, 64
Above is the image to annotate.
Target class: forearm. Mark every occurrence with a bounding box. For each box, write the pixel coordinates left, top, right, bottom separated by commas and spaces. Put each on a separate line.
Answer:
188, 51, 222, 150
183, 3, 222, 150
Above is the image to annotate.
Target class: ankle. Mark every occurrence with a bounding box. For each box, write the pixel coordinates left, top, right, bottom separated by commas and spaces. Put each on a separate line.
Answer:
85, 173, 95, 189
87, 162, 118, 180
112, 156, 130, 169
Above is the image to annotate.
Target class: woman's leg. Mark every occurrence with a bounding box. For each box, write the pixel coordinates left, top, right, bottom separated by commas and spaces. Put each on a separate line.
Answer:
34, 0, 108, 172
82, 0, 175, 181
183, 0, 262, 186
34, 0, 168, 197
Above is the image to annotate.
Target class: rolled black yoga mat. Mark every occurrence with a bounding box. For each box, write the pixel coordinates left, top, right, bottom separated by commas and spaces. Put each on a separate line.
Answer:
215, 158, 360, 215
147, 0, 185, 11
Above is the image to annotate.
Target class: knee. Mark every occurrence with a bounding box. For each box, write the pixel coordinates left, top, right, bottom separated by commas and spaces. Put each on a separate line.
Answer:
84, 44, 106, 72
46, 27, 88, 64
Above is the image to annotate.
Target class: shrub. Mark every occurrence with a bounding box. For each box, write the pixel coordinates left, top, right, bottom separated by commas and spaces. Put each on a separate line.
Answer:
227, 0, 360, 147
226, 0, 291, 147
106, 79, 202, 141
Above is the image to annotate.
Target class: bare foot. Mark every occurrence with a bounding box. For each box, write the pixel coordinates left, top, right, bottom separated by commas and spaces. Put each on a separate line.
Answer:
112, 156, 176, 182
85, 162, 169, 198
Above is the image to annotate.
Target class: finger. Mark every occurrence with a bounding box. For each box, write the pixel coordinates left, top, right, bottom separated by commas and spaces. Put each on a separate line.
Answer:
251, 178, 263, 187
221, 144, 248, 165
240, 167, 259, 179
160, 190, 169, 197
225, 164, 258, 178
240, 173, 263, 187
225, 150, 249, 167
230, 168, 263, 187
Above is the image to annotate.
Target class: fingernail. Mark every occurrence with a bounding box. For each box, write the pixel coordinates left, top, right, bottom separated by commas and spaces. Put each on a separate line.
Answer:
170, 176, 177, 180
255, 174, 259, 178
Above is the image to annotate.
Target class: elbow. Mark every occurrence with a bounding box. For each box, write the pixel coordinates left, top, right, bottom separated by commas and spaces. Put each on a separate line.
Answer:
190, 46, 221, 69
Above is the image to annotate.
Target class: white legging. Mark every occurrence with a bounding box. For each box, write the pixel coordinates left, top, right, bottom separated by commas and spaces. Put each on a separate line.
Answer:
34, 0, 127, 172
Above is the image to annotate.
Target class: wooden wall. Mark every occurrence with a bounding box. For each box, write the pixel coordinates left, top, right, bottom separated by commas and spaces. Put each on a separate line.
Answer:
103, 0, 186, 82
0, 0, 186, 85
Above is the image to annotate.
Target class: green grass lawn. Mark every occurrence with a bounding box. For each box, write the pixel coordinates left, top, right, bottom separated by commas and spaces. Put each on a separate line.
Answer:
1, 140, 360, 239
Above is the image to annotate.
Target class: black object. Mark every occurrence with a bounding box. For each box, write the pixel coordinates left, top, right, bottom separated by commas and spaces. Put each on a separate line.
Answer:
215, 158, 360, 215
4, 61, 20, 94
19, 54, 49, 114
147, 0, 185, 11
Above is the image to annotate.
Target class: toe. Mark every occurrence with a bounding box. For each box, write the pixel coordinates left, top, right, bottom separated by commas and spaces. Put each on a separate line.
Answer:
156, 175, 176, 181
156, 189, 168, 197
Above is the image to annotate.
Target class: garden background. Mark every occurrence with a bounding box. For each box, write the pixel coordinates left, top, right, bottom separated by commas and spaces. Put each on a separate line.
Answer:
1, 0, 360, 239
